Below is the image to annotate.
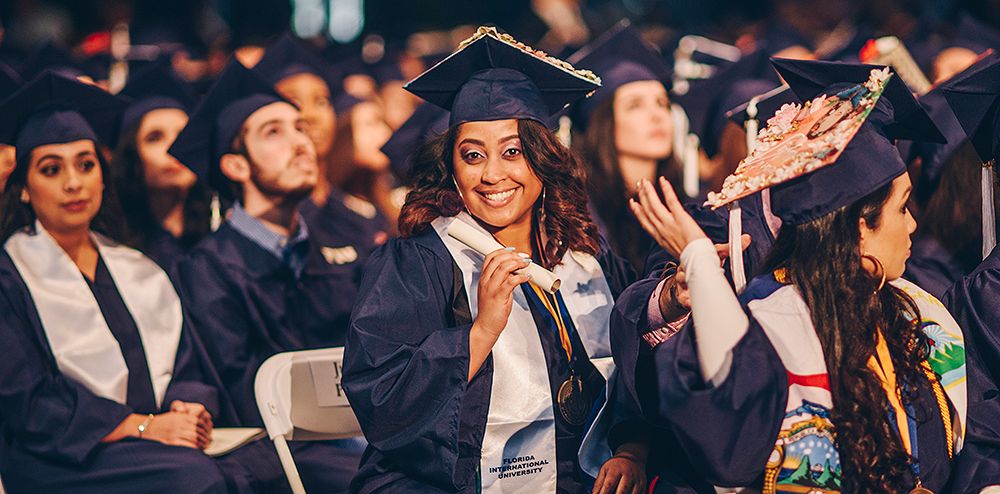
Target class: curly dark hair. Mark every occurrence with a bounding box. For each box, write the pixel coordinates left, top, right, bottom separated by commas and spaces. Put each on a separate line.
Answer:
763, 181, 930, 493
1, 144, 126, 242
398, 118, 599, 269
574, 96, 686, 272
111, 121, 212, 254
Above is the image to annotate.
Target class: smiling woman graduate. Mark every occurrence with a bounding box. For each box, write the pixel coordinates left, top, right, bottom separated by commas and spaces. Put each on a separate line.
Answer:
341, 27, 643, 494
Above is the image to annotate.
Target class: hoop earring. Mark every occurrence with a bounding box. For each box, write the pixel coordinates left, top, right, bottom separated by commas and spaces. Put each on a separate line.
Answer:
861, 254, 887, 292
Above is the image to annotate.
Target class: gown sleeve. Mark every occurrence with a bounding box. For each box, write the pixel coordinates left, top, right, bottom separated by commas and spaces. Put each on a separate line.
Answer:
0, 268, 133, 465
174, 248, 263, 426
342, 237, 474, 484
942, 256, 1000, 493
160, 320, 223, 418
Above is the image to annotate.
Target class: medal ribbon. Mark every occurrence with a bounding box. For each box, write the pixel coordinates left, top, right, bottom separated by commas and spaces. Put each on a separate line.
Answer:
868, 330, 912, 455
868, 330, 954, 492
527, 282, 573, 364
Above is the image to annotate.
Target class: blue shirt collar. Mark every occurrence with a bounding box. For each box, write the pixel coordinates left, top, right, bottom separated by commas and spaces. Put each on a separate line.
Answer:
228, 202, 310, 276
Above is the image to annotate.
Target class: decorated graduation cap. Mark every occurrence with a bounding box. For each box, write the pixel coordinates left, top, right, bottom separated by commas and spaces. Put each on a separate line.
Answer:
381, 102, 449, 183
404, 26, 601, 128
118, 62, 198, 132
0, 71, 126, 167
566, 19, 672, 128
708, 59, 943, 225
940, 53, 1000, 258
167, 59, 287, 190
254, 32, 361, 114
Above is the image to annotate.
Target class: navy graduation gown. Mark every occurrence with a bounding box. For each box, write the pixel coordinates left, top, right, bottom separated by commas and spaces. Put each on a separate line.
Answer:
0, 252, 235, 494
175, 222, 363, 492
906, 233, 969, 300
141, 224, 190, 272
943, 249, 1000, 492
342, 229, 635, 493
300, 189, 391, 268
616, 273, 957, 491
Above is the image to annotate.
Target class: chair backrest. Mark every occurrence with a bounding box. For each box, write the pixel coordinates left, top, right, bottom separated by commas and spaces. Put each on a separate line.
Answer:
254, 347, 363, 441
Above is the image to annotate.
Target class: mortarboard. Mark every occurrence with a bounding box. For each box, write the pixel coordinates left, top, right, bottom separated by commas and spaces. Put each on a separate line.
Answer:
910, 51, 998, 204
567, 19, 672, 129
404, 26, 601, 128
0, 70, 126, 166
707, 60, 943, 227
167, 59, 288, 190
19, 42, 87, 81
671, 49, 780, 157
381, 102, 449, 184
118, 63, 198, 132
772, 58, 945, 143
725, 84, 796, 128
949, 12, 1000, 54
940, 52, 1000, 258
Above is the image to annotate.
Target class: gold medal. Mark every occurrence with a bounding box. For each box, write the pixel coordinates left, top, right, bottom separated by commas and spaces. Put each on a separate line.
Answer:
557, 376, 588, 426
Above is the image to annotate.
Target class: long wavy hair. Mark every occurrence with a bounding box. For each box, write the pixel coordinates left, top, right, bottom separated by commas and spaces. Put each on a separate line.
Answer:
1, 144, 126, 243
574, 97, 685, 271
763, 182, 930, 492
111, 121, 212, 253
399, 118, 600, 269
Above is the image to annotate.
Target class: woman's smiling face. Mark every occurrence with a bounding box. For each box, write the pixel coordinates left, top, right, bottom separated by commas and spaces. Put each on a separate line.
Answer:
451, 119, 543, 231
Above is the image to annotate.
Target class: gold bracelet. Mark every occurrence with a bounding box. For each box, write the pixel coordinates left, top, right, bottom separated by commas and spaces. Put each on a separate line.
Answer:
137, 414, 155, 438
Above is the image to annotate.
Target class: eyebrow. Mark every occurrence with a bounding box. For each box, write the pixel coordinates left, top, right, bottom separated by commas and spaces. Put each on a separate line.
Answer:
457, 135, 520, 147
255, 119, 284, 133
76, 151, 96, 159
33, 154, 63, 165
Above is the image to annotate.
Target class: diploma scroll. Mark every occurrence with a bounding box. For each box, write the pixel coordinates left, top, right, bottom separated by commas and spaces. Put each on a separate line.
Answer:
447, 219, 562, 294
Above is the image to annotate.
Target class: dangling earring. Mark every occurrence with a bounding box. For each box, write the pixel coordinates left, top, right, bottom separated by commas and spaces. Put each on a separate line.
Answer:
451, 176, 470, 214
861, 253, 887, 292
538, 187, 547, 229
19, 189, 29, 204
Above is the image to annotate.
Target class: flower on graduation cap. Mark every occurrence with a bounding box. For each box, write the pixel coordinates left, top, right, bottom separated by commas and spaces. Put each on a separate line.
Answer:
455, 26, 602, 86
705, 67, 891, 209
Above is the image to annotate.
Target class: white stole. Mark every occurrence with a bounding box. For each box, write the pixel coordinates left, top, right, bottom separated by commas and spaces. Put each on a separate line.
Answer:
431, 213, 615, 494
4, 221, 183, 408
747, 277, 967, 490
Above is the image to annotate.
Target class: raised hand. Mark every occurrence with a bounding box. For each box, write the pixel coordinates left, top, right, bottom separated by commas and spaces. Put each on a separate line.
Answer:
629, 177, 709, 259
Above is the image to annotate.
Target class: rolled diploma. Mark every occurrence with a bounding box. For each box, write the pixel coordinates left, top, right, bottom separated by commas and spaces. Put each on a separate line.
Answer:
447, 219, 562, 294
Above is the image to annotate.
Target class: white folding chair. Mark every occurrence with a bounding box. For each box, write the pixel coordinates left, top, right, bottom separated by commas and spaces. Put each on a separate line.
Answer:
254, 347, 364, 494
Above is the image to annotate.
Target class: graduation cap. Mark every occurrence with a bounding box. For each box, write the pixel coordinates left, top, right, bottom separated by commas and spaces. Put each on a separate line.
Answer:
940, 52, 1000, 258
381, 102, 449, 183
0, 62, 23, 100
254, 32, 360, 114
707, 62, 943, 227
118, 63, 198, 132
908, 51, 998, 204
0, 70, 127, 165
940, 54, 1000, 163
771, 58, 945, 143
768, 63, 943, 226
566, 19, 672, 129
19, 42, 87, 81
725, 84, 796, 127
167, 59, 287, 190
671, 50, 780, 157
404, 26, 601, 128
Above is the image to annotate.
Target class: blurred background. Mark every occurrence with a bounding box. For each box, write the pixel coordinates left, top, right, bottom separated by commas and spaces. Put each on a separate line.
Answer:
2, 0, 999, 88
